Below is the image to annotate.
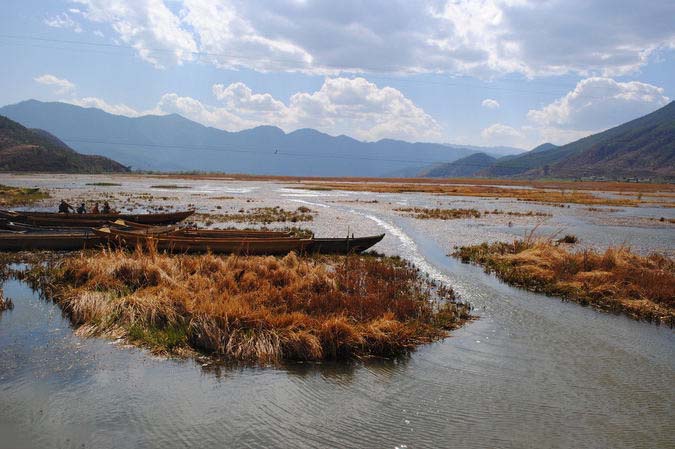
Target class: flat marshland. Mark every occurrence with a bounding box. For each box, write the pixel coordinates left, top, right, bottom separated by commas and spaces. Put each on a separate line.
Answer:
34, 248, 471, 363
454, 239, 674, 325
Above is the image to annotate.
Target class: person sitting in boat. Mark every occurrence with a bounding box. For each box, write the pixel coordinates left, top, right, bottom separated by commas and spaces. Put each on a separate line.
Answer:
102, 201, 112, 214
58, 200, 74, 214
91, 202, 100, 214
76, 203, 87, 214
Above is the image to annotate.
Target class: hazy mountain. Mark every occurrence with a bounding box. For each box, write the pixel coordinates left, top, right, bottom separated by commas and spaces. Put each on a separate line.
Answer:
420, 152, 497, 178
0, 115, 128, 173
479, 101, 675, 180
528, 142, 558, 154
0, 100, 522, 177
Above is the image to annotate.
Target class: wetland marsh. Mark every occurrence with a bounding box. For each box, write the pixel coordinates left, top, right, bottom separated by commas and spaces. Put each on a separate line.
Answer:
0, 173, 673, 449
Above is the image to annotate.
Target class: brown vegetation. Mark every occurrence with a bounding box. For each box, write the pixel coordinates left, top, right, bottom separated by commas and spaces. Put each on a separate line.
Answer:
0, 184, 49, 206
291, 182, 649, 207
38, 249, 471, 363
453, 239, 674, 325
0, 289, 13, 313
395, 207, 481, 220
396, 207, 552, 220
195, 206, 316, 224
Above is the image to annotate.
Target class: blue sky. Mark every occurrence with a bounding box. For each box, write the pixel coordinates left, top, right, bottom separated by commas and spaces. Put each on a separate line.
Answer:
1, 0, 674, 149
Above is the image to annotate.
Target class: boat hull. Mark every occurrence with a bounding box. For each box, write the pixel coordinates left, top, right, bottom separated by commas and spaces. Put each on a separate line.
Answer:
0, 231, 103, 251
94, 229, 312, 255
308, 234, 385, 254
1, 210, 194, 227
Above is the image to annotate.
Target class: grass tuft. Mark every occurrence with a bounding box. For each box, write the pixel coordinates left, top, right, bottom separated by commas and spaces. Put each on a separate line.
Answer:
453, 239, 674, 325
39, 248, 471, 363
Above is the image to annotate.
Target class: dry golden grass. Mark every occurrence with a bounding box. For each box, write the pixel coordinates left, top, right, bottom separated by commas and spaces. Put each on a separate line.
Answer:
41, 249, 471, 363
453, 239, 674, 325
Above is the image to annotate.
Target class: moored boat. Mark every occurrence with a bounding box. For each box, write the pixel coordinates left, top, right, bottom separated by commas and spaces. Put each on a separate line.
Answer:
0, 209, 194, 227
308, 234, 385, 254
94, 227, 313, 255
0, 229, 103, 251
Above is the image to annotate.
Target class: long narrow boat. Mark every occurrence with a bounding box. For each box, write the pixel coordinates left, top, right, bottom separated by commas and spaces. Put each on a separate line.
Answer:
308, 234, 385, 254
94, 227, 312, 255
113, 220, 295, 238
0, 229, 103, 251
0, 209, 194, 227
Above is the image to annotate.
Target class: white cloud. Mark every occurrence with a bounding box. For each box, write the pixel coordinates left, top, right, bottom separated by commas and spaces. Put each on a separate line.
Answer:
67, 97, 144, 117
66, 0, 675, 76
481, 123, 525, 147
481, 98, 500, 109
527, 77, 670, 129
481, 76, 671, 148
56, 77, 441, 142
73, 0, 198, 68
44, 13, 83, 32
34, 74, 76, 94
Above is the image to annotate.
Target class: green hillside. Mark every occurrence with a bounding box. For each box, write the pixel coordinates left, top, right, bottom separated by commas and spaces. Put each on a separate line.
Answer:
479, 102, 675, 180
0, 115, 129, 173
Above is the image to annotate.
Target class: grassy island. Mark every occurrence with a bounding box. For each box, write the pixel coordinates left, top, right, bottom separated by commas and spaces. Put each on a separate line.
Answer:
453, 239, 674, 325
31, 249, 471, 363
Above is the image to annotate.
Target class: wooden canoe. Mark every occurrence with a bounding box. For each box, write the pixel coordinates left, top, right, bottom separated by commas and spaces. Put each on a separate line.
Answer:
308, 234, 385, 254
0, 229, 103, 251
1, 209, 194, 227
94, 227, 312, 255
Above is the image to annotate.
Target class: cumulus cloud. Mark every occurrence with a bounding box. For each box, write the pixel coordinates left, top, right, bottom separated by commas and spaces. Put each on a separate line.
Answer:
65, 0, 675, 76
527, 77, 670, 130
482, 76, 671, 148
34, 74, 76, 94
55, 77, 441, 142
67, 97, 144, 117
73, 0, 198, 68
481, 98, 500, 109
164, 77, 442, 141
481, 123, 525, 147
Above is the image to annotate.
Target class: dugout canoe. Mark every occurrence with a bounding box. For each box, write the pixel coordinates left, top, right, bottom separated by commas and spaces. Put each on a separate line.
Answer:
113, 220, 294, 238
94, 227, 312, 255
0, 229, 103, 251
0, 209, 194, 227
308, 234, 385, 254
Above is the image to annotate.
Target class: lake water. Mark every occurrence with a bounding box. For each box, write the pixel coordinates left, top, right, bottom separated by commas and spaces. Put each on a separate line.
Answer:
1, 174, 673, 448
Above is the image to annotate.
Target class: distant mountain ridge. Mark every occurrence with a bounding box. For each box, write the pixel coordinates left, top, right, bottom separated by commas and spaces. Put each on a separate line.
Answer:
0, 100, 524, 177
420, 152, 497, 178
478, 102, 675, 180
0, 115, 128, 173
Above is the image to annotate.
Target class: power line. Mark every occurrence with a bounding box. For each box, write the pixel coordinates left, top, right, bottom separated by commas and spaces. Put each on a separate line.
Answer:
0, 33, 619, 98
61, 136, 588, 172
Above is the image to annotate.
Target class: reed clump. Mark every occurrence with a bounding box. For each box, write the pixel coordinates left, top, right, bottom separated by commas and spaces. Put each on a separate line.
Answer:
197, 206, 316, 224
42, 248, 471, 363
0, 289, 13, 313
453, 240, 674, 325
395, 207, 481, 220
0, 184, 49, 206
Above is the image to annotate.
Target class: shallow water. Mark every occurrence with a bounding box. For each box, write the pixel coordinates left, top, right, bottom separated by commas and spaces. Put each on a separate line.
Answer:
1, 174, 674, 448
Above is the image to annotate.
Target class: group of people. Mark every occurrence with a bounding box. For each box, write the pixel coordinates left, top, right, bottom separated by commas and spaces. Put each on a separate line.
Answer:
58, 200, 112, 214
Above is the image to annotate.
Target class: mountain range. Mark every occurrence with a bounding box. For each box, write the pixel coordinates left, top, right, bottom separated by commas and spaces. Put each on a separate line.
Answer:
0, 100, 522, 177
476, 101, 675, 180
0, 115, 128, 173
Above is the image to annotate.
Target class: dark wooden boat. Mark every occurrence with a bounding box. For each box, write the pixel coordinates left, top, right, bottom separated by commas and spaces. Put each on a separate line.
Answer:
0, 209, 194, 227
94, 227, 312, 255
0, 229, 103, 251
308, 234, 385, 254
113, 220, 294, 238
